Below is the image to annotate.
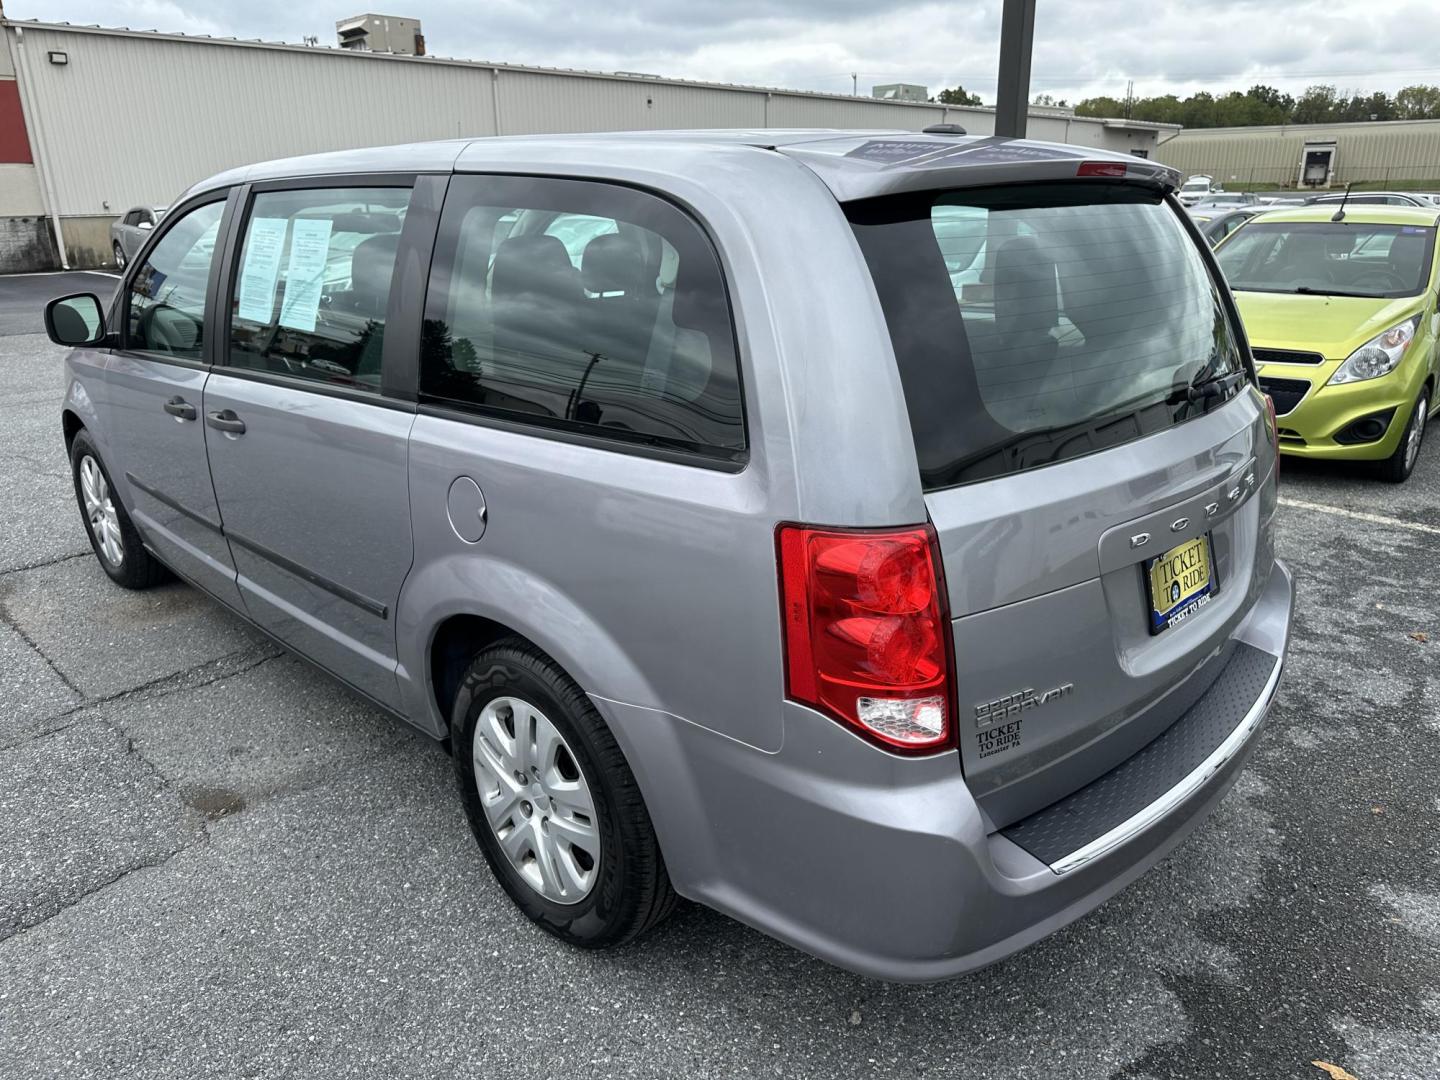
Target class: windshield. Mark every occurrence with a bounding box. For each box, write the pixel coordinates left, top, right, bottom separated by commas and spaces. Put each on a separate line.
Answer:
848, 184, 1245, 490
1182, 181, 1208, 191
1216, 221, 1436, 298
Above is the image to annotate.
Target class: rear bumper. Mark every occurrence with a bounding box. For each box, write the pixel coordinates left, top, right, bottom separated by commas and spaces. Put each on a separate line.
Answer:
595, 561, 1292, 983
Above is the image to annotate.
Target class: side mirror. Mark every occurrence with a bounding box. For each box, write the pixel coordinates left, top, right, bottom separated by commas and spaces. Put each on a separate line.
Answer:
138, 220, 154, 230
44, 293, 107, 347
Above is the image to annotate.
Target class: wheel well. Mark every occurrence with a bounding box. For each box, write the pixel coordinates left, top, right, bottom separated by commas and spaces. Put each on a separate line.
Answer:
429, 614, 525, 730
62, 410, 83, 452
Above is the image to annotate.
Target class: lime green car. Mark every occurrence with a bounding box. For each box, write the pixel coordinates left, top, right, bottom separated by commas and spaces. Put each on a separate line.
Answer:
1215, 205, 1439, 481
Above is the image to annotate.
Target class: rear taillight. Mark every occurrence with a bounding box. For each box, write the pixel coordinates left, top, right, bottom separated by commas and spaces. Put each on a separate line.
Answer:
777, 523, 954, 754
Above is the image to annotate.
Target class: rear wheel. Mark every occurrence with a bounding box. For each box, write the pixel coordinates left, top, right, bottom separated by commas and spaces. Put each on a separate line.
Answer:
70, 430, 167, 589
1378, 387, 1428, 483
452, 639, 676, 948
113, 241, 126, 270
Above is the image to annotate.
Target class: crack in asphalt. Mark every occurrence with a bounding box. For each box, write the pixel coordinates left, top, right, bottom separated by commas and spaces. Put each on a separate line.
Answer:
0, 646, 284, 753
0, 550, 90, 579
0, 840, 198, 946
0, 714, 209, 946
0, 593, 83, 699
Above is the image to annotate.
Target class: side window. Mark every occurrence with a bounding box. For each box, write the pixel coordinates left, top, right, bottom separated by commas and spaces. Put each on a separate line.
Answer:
125, 199, 224, 359
227, 186, 411, 392
420, 175, 745, 458
123, 209, 142, 227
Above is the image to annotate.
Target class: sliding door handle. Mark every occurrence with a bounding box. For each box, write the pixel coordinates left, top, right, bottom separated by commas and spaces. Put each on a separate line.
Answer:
206, 409, 246, 435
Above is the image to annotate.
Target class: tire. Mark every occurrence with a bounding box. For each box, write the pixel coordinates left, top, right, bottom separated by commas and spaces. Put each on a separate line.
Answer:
452, 639, 677, 949
1378, 387, 1429, 483
70, 430, 168, 589
113, 241, 126, 271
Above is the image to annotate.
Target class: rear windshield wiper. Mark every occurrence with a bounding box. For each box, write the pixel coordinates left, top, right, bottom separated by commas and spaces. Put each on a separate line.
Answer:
1293, 286, 1384, 298
1168, 368, 1245, 407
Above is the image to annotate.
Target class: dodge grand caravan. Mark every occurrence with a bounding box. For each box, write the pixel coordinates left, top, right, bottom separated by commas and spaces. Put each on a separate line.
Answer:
43, 131, 1293, 982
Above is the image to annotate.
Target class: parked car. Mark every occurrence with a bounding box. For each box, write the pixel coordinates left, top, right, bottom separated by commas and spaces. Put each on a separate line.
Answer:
1189, 192, 1260, 210
42, 131, 1292, 981
1305, 191, 1431, 208
1216, 204, 1440, 480
1190, 206, 1272, 246
1178, 174, 1222, 206
109, 205, 166, 269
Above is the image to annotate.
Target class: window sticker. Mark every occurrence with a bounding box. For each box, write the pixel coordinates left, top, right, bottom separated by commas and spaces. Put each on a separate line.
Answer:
235, 217, 288, 324
277, 218, 333, 333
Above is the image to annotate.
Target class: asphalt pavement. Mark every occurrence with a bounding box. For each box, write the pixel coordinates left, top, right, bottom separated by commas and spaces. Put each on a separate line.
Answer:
0, 274, 1437, 1079
0, 270, 117, 337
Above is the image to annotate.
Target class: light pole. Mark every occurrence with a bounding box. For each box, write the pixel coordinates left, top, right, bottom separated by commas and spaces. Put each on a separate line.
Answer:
852, 72, 858, 96
994, 0, 1036, 138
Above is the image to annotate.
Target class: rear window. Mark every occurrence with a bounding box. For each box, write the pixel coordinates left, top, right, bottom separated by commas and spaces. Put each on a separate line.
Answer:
848, 184, 1245, 490
1216, 221, 1435, 298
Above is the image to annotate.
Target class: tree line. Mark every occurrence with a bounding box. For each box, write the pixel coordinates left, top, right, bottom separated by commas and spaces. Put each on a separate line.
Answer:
928, 84, 1440, 127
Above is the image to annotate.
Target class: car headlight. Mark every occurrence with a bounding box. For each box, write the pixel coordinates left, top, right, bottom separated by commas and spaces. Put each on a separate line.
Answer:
1327, 316, 1420, 385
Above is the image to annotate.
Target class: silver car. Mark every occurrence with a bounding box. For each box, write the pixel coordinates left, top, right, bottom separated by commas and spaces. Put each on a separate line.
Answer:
108, 205, 166, 269
42, 131, 1293, 981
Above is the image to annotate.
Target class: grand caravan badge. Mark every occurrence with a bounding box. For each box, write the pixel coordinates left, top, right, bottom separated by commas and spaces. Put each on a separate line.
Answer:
974, 683, 1075, 729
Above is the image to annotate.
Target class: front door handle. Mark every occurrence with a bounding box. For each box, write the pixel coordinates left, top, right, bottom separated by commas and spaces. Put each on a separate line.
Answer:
163, 396, 197, 421
206, 409, 246, 435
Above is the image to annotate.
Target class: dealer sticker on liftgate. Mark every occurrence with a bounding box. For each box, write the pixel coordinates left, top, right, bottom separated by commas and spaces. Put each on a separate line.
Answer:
1145, 534, 1215, 635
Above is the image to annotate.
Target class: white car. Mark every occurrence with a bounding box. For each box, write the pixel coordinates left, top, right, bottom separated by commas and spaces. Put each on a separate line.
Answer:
1178, 175, 1221, 207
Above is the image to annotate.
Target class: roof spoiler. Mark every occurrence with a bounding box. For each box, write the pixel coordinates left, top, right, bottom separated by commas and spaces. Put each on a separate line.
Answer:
786, 143, 1186, 203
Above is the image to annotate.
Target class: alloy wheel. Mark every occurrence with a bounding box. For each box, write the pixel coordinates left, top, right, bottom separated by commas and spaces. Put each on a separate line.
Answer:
471, 695, 600, 904
79, 455, 124, 566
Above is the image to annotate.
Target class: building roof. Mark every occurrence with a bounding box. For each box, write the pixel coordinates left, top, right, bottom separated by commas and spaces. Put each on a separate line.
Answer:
5, 18, 1178, 132
1169, 117, 1440, 140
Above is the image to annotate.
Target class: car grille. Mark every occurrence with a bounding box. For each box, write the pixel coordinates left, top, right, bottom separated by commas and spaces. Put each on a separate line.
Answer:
1258, 376, 1311, 416
1253, 348, 1326, 366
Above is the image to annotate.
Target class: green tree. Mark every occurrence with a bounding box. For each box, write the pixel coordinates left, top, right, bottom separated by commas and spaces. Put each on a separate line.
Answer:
933, 85, 982, 106
1246, 84, 1294, 118
1292, 84, 1339, 124
1074, 95, 1123, 118
1395, 84, 1440, 119
1031, 93, 1069, 107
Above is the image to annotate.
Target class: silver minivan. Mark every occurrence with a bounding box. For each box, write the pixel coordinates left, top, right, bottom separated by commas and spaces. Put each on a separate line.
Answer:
43, 130, 1293, 981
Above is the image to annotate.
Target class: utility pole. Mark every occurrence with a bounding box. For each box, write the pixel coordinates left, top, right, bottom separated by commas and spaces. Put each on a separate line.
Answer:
994, 0, 1036, 138
852, 72, 858, 96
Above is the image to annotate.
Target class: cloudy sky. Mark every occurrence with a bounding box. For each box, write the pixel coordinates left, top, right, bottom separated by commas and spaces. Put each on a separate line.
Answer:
12, 0, 1440, 103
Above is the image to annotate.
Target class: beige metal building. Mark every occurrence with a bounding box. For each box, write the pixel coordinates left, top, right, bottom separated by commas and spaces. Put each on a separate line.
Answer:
1157, 118, 1440, 190
1, 18, 1175, 270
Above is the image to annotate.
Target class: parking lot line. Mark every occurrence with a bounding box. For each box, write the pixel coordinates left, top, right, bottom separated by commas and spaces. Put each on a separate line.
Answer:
1277, 496, 1440, 535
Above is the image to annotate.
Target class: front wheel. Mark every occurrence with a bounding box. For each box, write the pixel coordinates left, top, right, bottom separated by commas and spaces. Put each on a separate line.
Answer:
452, 639, 677, 948
70, 430, 168, 589
113, 241, 126, 270
1378, 388, 1429, 483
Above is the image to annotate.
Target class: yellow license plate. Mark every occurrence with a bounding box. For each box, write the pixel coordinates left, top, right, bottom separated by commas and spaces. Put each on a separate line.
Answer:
1145, 535, 1215, 635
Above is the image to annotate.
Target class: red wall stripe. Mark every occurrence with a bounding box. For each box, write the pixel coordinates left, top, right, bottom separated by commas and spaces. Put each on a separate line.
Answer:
0, 80, 34, 164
